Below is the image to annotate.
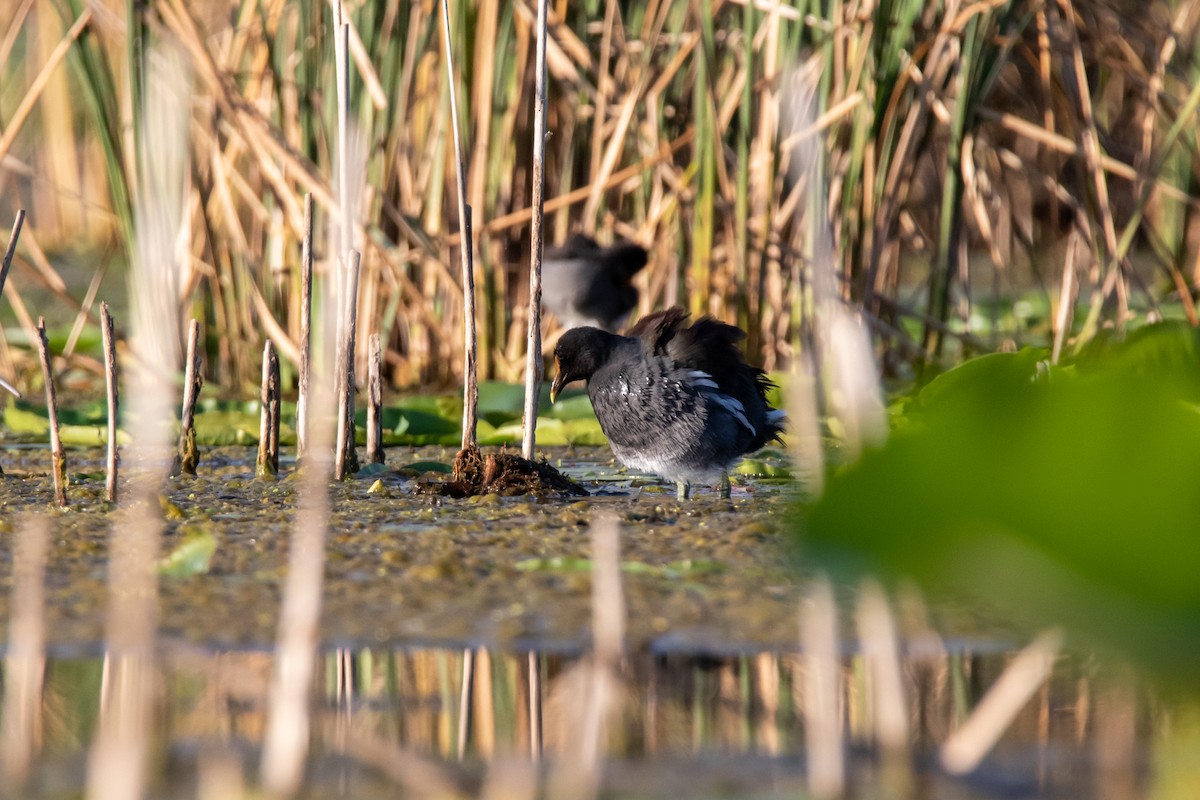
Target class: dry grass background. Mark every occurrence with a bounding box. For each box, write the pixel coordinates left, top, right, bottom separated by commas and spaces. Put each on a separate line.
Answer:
1, 0, 1199, 394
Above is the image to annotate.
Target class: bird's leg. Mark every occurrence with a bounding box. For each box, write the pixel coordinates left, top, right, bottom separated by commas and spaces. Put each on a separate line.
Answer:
676, 480, 691, 501
719, 471, 731, 500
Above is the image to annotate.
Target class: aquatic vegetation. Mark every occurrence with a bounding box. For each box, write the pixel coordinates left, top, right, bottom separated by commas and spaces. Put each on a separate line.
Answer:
800, 322, 1200, 682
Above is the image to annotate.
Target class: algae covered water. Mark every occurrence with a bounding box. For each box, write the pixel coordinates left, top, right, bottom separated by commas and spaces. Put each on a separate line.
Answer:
0, 442, 1168, 798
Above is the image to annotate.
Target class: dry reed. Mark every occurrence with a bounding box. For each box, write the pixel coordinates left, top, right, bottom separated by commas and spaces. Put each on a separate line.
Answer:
366, 332, 384, 464
521, 0, 549, 460
1, 2, 1198, 399
33, 317, 65, 506
85, 37, 192, 798
257, 339, 281, 477
545, 514, 625, 800
940, 628, 1063, 774
0, 516, 50, 791
100, 301, 118, 501
801, 576, 844, 798
175, 318, 202, 477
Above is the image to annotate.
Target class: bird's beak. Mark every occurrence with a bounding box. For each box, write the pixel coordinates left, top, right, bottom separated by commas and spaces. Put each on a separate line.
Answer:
549, 358, 565, 403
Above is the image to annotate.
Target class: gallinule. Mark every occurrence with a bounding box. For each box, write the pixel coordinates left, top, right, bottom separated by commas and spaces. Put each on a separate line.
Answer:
541, 234, 648, 331
549, 308, 785, 498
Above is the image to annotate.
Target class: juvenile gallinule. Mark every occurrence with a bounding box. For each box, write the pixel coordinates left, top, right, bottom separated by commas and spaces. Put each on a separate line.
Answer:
541, 234, 649, 331
549, 308, 785, 499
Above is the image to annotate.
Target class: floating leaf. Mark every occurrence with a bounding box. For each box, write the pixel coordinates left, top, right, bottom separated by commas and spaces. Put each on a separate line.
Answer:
4, 400, 50, 436
158, 528, 217, 577
477, 381, 528, 425
379, 396, 460, 445
544, 390, 597, 421
562, 418, 607, 445
192, 410, 260, 446
401, 461, 453, 474
733, 459, 792, 478
159, 495, 186, 520
516, 557, 724, 579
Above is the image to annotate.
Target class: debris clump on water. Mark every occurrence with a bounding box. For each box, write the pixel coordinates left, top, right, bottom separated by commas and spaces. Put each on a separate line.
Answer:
435, 445, 588, 498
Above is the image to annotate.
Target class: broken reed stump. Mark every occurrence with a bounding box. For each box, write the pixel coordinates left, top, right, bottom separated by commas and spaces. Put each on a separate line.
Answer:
268, 346, 281, 471
100, 302, 119, 503
334, 250, 362, 480
366, 333, 383, 465
173, 319, 203, 477
296, 193, 314, 461
34, 318, 66, 507
257, 340, 281, 478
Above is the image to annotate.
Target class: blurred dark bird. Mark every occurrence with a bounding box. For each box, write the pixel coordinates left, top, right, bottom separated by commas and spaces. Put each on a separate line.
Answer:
541, 234, 648, 331
550, 307, 785, 498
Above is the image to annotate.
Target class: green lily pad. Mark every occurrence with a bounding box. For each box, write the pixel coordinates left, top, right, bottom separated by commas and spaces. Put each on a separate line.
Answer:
402, 461, 453, 474
477, 381, 528, 426
544, 390, 597, 421
733, 459, 792, 479
158, 528, 217, 577
515, 557, 725, 579
3, 400, 131, 446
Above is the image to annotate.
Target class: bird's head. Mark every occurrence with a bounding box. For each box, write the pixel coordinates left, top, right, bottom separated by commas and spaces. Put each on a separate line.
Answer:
550, 327, 616, 402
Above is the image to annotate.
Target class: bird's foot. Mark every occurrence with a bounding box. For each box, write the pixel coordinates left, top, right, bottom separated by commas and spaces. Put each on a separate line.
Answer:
676, 481, 692, 501
719, 472, 731, 500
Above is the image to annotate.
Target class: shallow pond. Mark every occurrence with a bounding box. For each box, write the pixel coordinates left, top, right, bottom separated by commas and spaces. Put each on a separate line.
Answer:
0, 443, 1168, 798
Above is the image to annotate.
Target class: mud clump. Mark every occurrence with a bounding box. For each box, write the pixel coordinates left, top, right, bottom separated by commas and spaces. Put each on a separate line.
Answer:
437, 445, 588, 498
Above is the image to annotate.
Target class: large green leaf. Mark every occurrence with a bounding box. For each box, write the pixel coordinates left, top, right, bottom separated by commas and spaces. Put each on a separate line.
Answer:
799, 324, 1200, 682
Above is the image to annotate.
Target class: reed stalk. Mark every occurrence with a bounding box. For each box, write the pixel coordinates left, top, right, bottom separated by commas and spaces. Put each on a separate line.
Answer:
0, 210, 25, 300
545, 514, 625, 800
100, 302, 118, 502
34, 318, 66, 506
801, 576, 844, 798
261, 114, 340, 793
521, 0, 549, 461
457, 648, 475, 760
940, 629, 1063, 774
296, 193, 314, 461
84, 40, 188, 800
0, 516, 50, 791
334, 249, 361, 480
366, 333, 384, 464
437, 0, 478, 449
4, 0, 1200, 390
174, 319, 203, 477
257, 339, 280, 478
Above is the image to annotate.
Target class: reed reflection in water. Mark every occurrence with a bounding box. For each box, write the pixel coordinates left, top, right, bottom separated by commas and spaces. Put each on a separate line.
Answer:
4, 641, 1145, 799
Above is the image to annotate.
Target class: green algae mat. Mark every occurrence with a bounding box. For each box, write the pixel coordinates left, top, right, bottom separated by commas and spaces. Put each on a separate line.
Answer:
0, 443, 799, 653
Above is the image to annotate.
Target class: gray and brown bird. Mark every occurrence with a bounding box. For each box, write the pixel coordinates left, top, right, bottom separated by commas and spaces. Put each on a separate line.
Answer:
550, 308, 785, 498
541, 234, 648, 332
